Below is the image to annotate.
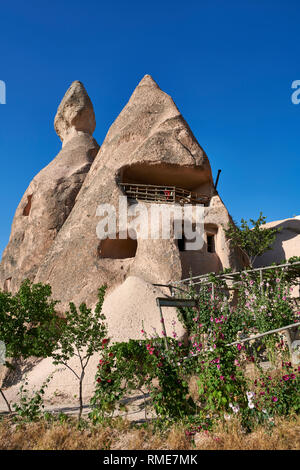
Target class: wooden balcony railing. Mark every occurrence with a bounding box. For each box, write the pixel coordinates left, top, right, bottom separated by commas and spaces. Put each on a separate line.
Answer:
119, 183, 210, 205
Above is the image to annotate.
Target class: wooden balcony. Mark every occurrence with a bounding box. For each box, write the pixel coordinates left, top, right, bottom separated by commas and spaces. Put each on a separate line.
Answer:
119, 183, 210, 205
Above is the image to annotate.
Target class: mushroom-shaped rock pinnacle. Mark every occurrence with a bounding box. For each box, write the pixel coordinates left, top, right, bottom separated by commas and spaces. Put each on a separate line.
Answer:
54, 81, 96, 144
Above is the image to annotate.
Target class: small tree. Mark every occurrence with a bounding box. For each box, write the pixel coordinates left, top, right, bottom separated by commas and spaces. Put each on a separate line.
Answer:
224, 212, 279, 267
0, 280, 62, 413
51, 285, 107, 421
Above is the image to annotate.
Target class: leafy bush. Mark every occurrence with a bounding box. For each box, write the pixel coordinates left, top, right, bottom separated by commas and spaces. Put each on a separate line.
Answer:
52, 285, 107, 420
0, 280, 63, 413
12, 372, 55, 421
0, 279, 62, 360
90, 263, 300, 431
223, 212, 280, 267
90, 335, 195, 425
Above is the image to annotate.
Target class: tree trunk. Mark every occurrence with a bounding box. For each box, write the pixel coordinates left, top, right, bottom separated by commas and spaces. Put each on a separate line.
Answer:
78, 371, 85, 421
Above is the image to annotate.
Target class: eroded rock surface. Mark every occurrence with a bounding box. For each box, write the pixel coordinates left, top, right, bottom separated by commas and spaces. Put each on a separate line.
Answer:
34, 75, 220, 309
0, 82, 99, 292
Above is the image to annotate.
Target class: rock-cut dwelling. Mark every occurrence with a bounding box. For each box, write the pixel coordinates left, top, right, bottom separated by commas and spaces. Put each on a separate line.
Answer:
0, 75, 248, 343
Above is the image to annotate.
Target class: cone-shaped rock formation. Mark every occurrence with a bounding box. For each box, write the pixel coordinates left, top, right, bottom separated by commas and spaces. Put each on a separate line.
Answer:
1, 74, 246, 333
0, 75, 248, 403
33, 75, 217, 307
0, 81, 99, 292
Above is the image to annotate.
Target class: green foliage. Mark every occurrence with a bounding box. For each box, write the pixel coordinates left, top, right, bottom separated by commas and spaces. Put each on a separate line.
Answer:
236, 269, 297, 334
0, 280, 63, 414
90, 336, 195, 424
0, 279, 62, 360
178, 261, 300, 348
252, 363, 300, 417
90, 339, 153, 422
1, 270, 299, 431
89, 266, 300, 431
52, 285, 108, 420
52, 290, 107, 365
196, 335, 248, 419
224, 212, 279, 266
12, 372, 55, 421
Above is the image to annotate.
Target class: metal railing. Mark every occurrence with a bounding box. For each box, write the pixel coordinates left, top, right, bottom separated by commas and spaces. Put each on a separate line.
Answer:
119, 183, 210, 206
182, 321, 300, 363
175, 261, 300, 288
154, 262, 300, 360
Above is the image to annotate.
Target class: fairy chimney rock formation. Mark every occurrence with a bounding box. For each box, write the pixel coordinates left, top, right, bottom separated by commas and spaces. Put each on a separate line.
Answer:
32, 75, 246, 315
0, 75, 251, 405
1, 74, 247, 342
0, 81, 99, 293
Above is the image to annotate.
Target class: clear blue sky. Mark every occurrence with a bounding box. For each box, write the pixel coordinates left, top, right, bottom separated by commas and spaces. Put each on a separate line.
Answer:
0, 0, 299, 257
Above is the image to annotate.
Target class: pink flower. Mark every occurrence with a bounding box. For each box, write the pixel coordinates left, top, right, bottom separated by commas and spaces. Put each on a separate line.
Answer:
272, 396, 278, 402
219, 375, 225, 381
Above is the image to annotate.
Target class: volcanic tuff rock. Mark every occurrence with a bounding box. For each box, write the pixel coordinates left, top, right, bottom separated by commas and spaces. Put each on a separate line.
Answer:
54, 80, 96, 145
254, 217, 300, 268
34, 75, 209, 305
1, 74, 246, 332
0, 81, 99, 293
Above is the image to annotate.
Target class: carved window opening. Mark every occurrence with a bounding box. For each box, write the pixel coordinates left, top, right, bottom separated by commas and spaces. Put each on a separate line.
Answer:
98, 234, 137, 259
177, 236, 186, 252
207, 234, 215, 253
23, 195, 33, 216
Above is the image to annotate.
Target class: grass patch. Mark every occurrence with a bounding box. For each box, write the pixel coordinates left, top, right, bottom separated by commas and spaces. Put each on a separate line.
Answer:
0, 414, 299, 450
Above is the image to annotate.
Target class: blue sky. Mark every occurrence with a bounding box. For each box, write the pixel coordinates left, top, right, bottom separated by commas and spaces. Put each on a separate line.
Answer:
0, 0, 299, 257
